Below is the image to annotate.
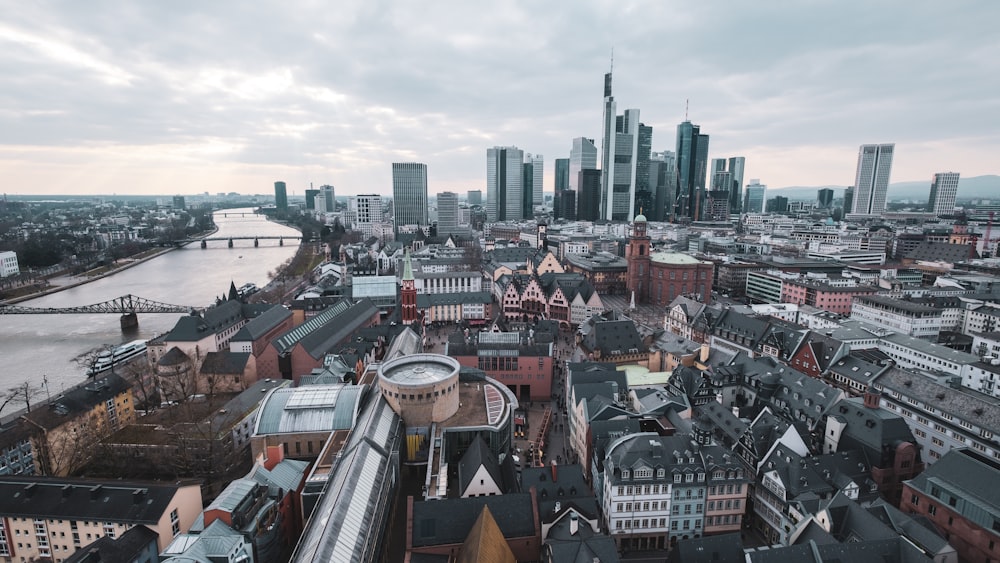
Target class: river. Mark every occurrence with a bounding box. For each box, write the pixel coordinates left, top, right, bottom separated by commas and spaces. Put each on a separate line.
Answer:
0, 208, 300, 396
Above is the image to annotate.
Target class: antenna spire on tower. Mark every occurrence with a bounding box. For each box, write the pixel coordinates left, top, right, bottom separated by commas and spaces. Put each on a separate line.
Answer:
685, 99, 689, 121
610, 47, 614, 73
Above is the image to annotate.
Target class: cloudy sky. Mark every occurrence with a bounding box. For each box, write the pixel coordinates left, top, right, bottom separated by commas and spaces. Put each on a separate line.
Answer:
2, 1, 998, 198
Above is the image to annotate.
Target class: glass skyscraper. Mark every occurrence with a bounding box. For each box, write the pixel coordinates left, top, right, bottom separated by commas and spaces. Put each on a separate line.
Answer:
743, 180, 766, 214
487, 146, 524, 222
927, 171, 960, 216
569, 137, 597, 193
274, 181, 288, 211
554, 158, 569, 192
674, 121, 709, 220
392, 163, 428, 232
851, 143, 894, 215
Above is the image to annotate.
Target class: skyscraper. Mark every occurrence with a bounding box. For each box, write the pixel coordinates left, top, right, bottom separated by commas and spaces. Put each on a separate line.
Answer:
577, 169, 602, 221
437, 191, 459, 235
650, 151, 676, 222
305, 189, 319, 210
392, 163, 428, 232
633, 123, 653, 218
321, 184, 335, 212
927, 172, 960, 216
467, 190, 483, 205
851, 143, 895, 215
728, 157, 746, 214
674, 121, 709, 220
522, 153, 544, 217
486, 146, 524, 222
710, 159, 732, 216
817, 188, 834, 209
569, 137, 597, 192
554, 158, 569, 193
274, 181, 288, 211
743, 180, 766, 214
843, 187, 855, 215
599, 71, 641, 221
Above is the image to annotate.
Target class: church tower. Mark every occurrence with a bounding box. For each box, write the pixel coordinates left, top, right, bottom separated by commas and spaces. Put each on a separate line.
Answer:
401, 249, 418, 325
626, 211, 651, 304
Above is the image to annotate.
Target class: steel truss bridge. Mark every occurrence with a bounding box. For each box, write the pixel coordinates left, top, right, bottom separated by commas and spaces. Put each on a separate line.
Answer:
0, 294, 200, 330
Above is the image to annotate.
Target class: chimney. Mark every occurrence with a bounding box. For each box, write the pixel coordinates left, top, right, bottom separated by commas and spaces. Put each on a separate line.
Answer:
863, 385, 880, 409
264, 444, 284, 471
551, 460, 558, 482
700, 343, 710, 363
570, 512, 579, 536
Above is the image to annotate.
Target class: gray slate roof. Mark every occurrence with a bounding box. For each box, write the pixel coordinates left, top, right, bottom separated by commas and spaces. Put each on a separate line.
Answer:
410, 493, 537, 547
0, 476, 188, 524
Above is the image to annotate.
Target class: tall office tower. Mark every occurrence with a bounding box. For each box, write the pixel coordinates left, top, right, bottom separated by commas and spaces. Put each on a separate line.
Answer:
843, 187, 855, 215
172, 195, 186, 210
274, 181, 288, 211
599, 71, 641, 221
710, 159, 732, 217
650, 151, 676, 222
569, 137, 597, 192
467, 190, 483, 205
522, 153, 544, 215
532, 154, 544, 207
633, 123, 653, 218
314, 192, 328, 214
728, 157, 746, 214
817, 188, 834, 209
555, 158, 570, 192
743, 180, 766, 213
437, 191, 459, 235
851, 143, 895, 215
556, 190, 577, 220
321, 185, 336, 212
577, 169, 602, 221
486, 146, 524, 222
305, 189, 319, 210
927, 172, 960, 216
392, 163, 428, 232
346, 194, 383, 237
674, 121, 710, 220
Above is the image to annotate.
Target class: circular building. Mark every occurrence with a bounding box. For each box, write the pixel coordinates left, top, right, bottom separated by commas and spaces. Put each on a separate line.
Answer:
378, 353, 461, 427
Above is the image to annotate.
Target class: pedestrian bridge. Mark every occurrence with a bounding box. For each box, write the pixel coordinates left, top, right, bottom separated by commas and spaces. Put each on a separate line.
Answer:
0, 294, 201, 330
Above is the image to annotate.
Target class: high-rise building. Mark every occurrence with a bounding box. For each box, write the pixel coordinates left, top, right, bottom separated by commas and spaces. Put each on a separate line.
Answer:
728, 157, 746, 214
650, 151, 676, 222
706, 191, 730, 221
555, 190, 577, 221
437, 191, 459, 235
554, 158, 569, 193
743, 180, 766, 214
321, 185, 335, 212
274, 181, 288, 211
851, 143, 895, 215
599, 71, 641, 221
305, 189, 319, 210
569, 137, 597, 192
467, 190, 483, 205
172, 195, 186, 210
392, 163, 428, 232
577, 169, 602, 221
817, 188, 834, 209
843, 186, 855, 215
486, 146, 524, 222
710, 159, 732, 217
522, 153, 543, 216
927, 172, 960, 216
346, 194, 382, 238
633, 123, 653, 218
674, 121, 709, 220
314, 192, 328, 214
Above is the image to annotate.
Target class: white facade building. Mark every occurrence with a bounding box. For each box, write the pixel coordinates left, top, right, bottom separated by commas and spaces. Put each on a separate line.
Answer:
0, 251, 18, 278
849, 143, 894, 216
927, 171, 960, 216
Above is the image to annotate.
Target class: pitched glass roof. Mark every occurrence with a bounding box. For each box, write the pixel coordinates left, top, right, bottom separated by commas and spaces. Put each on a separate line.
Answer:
254, 384, 366, 435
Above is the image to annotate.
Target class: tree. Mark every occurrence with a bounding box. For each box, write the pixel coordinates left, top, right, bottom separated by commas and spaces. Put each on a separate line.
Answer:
0, 381, 44, 419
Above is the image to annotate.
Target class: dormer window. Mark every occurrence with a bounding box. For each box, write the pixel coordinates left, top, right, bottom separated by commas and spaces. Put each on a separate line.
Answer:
622, 470, 630, 479
657, 468, 665, 478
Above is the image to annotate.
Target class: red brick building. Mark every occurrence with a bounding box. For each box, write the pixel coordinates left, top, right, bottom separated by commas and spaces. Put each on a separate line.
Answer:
780, 278, 877, 316
626, 215, 714, 306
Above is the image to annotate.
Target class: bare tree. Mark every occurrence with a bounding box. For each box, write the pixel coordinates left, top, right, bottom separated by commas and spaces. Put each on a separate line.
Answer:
0, 381, 45, 420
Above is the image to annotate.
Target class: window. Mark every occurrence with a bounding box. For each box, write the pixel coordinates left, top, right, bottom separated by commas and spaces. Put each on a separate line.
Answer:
170, 509, 180, 537
928, 505, 937, 516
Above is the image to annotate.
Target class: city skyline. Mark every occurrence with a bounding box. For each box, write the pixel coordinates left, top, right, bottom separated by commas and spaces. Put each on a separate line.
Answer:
1, 2, 998, 197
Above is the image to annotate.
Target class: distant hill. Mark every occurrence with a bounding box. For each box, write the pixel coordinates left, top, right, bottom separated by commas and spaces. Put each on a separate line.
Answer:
769, 175, 1000, 202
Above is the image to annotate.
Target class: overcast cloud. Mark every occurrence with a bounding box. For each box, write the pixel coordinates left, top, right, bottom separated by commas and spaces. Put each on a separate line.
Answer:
1, 1, 998, 197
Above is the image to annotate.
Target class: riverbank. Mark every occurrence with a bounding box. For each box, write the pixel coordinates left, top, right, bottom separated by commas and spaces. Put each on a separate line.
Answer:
2, 227, 219, 305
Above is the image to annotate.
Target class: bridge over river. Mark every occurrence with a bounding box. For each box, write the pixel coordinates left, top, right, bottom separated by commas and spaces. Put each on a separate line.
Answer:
0, 294, 201, 330
173, 235, 303, 248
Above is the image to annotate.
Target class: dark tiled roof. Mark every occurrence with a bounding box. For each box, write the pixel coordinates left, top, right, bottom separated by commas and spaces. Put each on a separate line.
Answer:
64, 524, 159, 563
199, 351, 250, 375
0, 476, 189, 523
668, 533, 744, 563
582, 319, 645, 356
905, 241, 976, 263
410, 493, 537, 547
906, 448, 1000, 511
545, 511, 620, 563
24, 374, 131, 431
231, 304, 292, 342
828, 397, 920, 465
296, 299, 380, 360
520, 464, 596, 522
458, 435, 504, 496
